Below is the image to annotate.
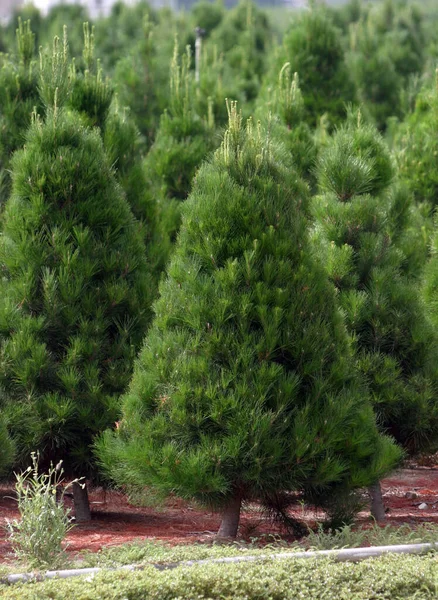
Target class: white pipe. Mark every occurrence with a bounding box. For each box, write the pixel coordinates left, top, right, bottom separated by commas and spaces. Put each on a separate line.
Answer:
3, 542, 438, 585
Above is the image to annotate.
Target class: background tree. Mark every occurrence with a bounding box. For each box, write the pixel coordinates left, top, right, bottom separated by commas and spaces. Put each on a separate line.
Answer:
96, 104, 400, 538
210, 0, 272, 107
0, 19, 42, 204
394, 73, 438, 226
0, 34, 153, 520
270, 7, 356, 128
142, 43, 217, 266
346, 0, 426, 130
257, 65, 317, 187
312, 115, 438, 520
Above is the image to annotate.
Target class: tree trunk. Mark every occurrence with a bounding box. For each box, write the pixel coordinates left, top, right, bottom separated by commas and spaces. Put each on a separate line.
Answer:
369, 481, 386, 522
217, 494, 242, 539
73, 481, 91, 523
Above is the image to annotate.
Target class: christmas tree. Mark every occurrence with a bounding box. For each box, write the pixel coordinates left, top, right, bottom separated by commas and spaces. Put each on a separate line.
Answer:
0, 35, 153, 519
394, 73, 438, 220
0, 19, 42, 203
96, 104, 400, 537
257, 66, 317, 187
142, 43, 216, 262
210, 0, 272, 106
272, 7, 355, 128
312, 114, 438, 519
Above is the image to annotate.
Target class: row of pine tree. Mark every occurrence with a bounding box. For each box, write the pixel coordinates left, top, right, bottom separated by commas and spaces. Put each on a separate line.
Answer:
1, 0, 438, 535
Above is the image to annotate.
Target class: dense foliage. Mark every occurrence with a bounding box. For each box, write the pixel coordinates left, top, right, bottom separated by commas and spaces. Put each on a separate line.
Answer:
313, 116, 438, 459
0, 98, 152, 478
96, 106, 400, 536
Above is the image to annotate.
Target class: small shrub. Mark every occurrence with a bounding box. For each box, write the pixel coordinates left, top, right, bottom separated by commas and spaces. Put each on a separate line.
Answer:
5, 453, 78, 569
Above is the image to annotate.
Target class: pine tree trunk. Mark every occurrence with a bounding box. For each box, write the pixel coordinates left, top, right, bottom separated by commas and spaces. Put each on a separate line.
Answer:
217, 494, 242, 539
369, 481, 386, 522
73, 481, 91, 523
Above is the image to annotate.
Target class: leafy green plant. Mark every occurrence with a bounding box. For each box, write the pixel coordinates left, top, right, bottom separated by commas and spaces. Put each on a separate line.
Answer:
2, 553, 438, 599
305, 521, 438, 551
5, 453, 78, 569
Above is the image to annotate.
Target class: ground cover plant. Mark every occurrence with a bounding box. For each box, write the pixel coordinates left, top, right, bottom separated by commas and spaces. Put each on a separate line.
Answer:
2, 552, 438, 599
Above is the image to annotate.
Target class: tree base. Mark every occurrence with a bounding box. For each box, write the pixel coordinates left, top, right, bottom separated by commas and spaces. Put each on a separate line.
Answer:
217, 494, 242, 539
369, 481, 386, 522
73, 481, 91, 523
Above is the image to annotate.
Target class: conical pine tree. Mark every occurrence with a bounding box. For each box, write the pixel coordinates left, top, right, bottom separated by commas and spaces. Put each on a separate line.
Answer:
210, 0, 272, 106
142, 42, 216, 265
96, 104, 400, 538
394, 72, 438, 220
257, 66, 317, 187
0, 38, 153, 519
312, 115, 438, 519
269, 7, 356, 128
0, 19, 43, 203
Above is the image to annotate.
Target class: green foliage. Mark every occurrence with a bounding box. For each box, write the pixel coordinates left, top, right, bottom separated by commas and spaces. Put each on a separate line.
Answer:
93, 1, 158, 71
0, 20, 42, 202
142, 42, 216, 256
3, 553, 438, 599
346, 0, 426, 129
0, 107, 152, 478
305, 521, 438, 550
273, 8, 356, 128
191, 1, 224, 37
103, 99, 165, 281
395, 74, 438, 212
111, 14, 165, 147
313, 114, 438, 457
96, 104, 399, 531
38, 28, 71, 110
257, 66, 317, 185
69, 24, 113, 130
423, 224, 438, 330
210, 0, 272, 105
5, 453, 76, 569
0, 418, 15, 476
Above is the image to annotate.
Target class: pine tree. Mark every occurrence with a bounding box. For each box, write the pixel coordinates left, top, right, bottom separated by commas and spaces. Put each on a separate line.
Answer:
257, 65, 317, 187
96, 104, 400, 538
69, 23, 113, 131
0, 19, 42, 203
103, 100, 164, 283
346, 0, 425, 130
142, 43, 216, 263
424, 228, 438, 332
210, 0, 272, 106
312, 114, 438, 519
112, 14, 165, 147
271, 7, 356, 128
0, 36, 153, 519
394, 72, 438, 217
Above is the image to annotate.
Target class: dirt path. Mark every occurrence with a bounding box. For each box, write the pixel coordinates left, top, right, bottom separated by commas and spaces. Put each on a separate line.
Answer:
1, 468, 438, 562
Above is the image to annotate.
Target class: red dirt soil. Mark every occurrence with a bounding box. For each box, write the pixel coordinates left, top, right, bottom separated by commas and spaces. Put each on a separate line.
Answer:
2, 468, 438, 562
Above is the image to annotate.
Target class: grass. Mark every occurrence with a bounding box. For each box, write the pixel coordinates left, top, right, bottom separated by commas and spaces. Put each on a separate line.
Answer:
2, 521, 438, 574
2, 521, 438, 598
